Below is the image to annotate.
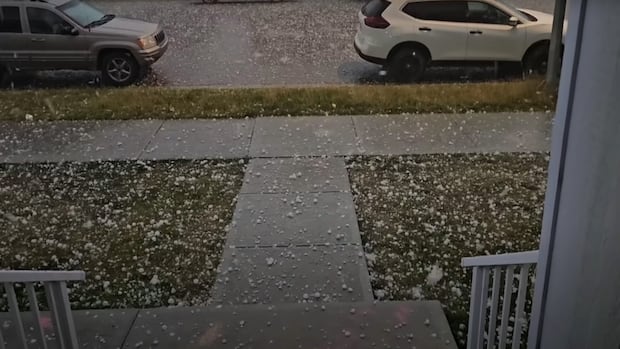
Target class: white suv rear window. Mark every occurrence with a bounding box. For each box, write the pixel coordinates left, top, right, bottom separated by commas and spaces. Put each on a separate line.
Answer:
362, 0, 390, 16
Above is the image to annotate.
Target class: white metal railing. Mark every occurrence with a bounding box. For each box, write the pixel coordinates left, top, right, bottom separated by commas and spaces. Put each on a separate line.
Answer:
462, 251, 539, 349
0, 270, 86, 349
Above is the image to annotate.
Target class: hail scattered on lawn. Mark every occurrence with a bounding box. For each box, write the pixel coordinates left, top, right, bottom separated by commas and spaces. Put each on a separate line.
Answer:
347, 153, 548, 345
0, 160, 244, 309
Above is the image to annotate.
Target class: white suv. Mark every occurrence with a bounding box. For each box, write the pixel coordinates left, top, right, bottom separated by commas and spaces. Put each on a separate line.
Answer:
354, 0, 565, 82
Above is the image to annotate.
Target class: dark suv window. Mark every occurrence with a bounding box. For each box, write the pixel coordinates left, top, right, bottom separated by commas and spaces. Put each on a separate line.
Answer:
466, 1, 511, 25
0, 6, 22, 33
403, 1, 468, 22
362, 0, 390, 16
27, 7, 71, 35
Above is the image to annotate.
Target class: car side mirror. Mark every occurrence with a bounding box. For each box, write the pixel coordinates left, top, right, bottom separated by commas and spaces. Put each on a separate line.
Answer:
61, 25, 78, 35
508, 16, 519, 27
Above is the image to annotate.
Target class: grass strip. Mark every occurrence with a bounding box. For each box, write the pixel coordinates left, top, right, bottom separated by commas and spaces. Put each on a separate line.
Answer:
0, 80, 554, 121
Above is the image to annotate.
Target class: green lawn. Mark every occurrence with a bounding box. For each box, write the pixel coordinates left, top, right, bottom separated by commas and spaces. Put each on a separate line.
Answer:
347, 153, 548, 347
0, 160, 244, 309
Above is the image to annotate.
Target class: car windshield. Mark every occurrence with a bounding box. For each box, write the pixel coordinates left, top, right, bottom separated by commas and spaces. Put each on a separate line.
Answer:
58, 0, 106, 27
493, 0, 521, 15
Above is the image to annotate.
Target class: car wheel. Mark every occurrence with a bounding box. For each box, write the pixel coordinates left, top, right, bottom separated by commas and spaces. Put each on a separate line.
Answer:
101, 52, 140, 87
523, 45, 549, 76
387, 47, 428, 83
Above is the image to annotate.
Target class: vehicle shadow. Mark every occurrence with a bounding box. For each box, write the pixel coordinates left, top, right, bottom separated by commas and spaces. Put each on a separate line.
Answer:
338, 61, 524, 85
2, 70, 168, 90
190, 0, 290, 5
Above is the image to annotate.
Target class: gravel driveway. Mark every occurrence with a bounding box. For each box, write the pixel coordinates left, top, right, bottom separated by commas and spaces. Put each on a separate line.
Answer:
12, 0, 556, 88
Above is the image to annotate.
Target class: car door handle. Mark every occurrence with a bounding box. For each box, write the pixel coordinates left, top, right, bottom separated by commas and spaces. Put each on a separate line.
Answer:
469, 30, 483, 35
419, 27, 432, 32
31, 38, 46, 42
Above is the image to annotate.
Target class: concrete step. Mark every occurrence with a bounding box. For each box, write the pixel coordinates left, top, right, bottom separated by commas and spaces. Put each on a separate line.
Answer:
1, 301, 457, 349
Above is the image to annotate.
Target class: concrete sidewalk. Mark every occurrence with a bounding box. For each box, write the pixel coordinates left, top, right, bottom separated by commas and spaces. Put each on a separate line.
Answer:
0, 112, 552, 163
0, 112, 550, 348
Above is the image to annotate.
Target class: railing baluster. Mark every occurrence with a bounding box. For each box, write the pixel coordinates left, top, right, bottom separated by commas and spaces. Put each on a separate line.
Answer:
48, 282, 79, 349
0, 284, 6, 349
511, 264, 531, 349
0, 270, 84, 349
0, 283, 4, 349
498, 266, 515, 348
4, 283, 27, 349
467, 267, 484, 349
487, 266, 502, 349
477, 267, 490, 348
45, 282, 66, 349
26, 282, 49, 349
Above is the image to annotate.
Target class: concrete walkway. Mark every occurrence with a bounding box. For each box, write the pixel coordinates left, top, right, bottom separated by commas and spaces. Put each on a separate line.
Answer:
0, 112, 551, 348
211, 157, 374, 305
0, 112, 552, 163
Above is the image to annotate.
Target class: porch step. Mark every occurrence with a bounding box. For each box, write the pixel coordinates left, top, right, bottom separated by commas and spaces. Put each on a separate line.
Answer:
1, 301, 457, 349
123, 301, 457, 349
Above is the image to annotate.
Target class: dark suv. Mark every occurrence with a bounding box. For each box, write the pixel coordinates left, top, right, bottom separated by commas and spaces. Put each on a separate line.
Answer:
0, 0, 168, 86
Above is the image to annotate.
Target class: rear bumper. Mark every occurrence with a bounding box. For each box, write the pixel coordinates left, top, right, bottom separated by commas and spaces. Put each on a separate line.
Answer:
354, 31, 388, 65
354, 41, 386, 65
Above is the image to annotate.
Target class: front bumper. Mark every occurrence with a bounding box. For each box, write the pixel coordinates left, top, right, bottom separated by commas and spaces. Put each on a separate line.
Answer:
138, 38, 169, 66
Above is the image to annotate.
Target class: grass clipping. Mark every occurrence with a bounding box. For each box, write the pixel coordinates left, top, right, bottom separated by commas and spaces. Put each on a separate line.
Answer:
0, 80, 554, 121
0, 160, 244, 309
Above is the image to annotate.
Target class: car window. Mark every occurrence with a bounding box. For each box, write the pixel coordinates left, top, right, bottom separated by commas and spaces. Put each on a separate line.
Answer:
58, 0, 105, 28
402, 1, 468, 22
27, 7, 72, 35
0, 6, 22, 33
362, 0, 390, 17
466, 1, 511, 25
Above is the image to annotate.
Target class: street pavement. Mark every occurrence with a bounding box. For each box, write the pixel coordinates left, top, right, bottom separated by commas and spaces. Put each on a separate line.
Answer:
8, 0, 556, 88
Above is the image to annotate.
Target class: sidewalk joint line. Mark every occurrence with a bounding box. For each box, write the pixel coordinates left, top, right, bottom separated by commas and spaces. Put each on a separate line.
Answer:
226, 242, 362, 249
119, 309, 141, 348
238, 190, 350, 195
136, 120, 164, 160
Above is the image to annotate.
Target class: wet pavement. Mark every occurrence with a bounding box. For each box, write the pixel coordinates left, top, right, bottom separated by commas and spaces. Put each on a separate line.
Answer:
0, 302, 457, 348
7, 0, 555, 88
0, 113, 552, 163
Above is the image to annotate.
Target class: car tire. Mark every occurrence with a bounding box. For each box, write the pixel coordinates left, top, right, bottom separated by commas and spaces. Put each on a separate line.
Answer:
101, 52, 140, 87
387, 47, 428, 83
0, 65, 9, 88
523, 45, 549, 76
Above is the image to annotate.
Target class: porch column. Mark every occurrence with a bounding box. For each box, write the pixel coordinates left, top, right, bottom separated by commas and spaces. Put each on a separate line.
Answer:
529, 0, 620, 348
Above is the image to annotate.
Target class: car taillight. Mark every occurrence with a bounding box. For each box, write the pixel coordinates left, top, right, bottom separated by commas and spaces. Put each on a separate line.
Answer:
364, 16, 390, 29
